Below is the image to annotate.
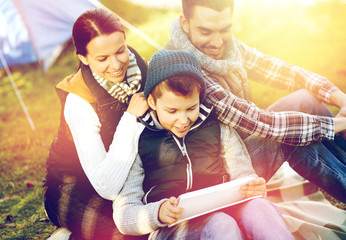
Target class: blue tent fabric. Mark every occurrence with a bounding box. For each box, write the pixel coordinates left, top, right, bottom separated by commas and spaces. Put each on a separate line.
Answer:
0, 0, 97, 70
0, 0, 36, 67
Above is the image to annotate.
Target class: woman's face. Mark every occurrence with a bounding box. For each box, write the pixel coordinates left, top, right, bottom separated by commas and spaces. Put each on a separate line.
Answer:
78, 31, 129, 83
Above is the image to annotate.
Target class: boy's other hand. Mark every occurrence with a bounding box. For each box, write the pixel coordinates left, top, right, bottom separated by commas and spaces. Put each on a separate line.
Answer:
127, 92, 149, 117
240, 175, 266, 198
159, 197, 183, 225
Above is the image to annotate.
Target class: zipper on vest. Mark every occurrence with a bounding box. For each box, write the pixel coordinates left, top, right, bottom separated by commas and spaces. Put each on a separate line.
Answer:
173, 136, 193, 191
143, 185, 156, 204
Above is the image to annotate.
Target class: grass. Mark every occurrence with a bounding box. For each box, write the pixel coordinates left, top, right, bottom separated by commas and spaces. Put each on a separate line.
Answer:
0, 1, 345, 239
0, 60, 69, 239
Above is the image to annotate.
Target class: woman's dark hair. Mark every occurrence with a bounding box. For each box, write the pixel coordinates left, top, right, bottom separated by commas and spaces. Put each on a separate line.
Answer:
72, 8, 125, 56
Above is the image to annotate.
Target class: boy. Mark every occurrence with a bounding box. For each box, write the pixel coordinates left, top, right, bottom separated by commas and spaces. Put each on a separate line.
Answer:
113, 50, 293, 239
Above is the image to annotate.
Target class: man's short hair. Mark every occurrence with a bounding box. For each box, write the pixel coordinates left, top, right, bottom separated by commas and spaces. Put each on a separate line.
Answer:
150, 75, 202, 102
182, 0, 235, 19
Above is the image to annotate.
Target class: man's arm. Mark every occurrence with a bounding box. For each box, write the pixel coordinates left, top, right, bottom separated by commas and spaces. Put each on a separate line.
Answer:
204, 76, 335, 146
230, 39, 346, 140
330, 89, 346, 110
236, 38, 341, 106
330, 89, 346, 117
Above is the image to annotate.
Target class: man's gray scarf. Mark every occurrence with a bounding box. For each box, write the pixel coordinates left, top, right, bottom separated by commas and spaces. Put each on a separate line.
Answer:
92, 49, 142, 103
169, 18, 251, 100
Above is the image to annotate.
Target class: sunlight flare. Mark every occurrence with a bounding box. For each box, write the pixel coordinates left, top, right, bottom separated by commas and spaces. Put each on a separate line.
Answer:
296, 0, 317, 7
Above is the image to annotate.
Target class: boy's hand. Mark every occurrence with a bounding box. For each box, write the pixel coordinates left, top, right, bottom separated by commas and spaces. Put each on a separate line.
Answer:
240, 175, 266, 198
158, 197, 183, 225
126, 92, 149, 117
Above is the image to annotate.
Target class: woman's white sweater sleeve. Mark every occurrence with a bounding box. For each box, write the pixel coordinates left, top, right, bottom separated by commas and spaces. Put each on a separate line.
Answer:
64, 93, 145, 200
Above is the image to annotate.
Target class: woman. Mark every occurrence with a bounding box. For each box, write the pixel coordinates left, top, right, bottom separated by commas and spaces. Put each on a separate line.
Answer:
44, 8, 148, 240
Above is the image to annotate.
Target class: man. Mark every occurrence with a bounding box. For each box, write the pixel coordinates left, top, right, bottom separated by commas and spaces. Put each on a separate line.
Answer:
164, 0, 346, 202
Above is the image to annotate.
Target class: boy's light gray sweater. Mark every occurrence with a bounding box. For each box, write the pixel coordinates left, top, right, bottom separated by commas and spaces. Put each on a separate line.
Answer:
113, 123, 255, 236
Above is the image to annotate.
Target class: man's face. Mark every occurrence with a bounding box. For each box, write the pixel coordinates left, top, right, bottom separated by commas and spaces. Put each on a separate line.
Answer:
180, 5, 233, 60
148, 88, 200, 138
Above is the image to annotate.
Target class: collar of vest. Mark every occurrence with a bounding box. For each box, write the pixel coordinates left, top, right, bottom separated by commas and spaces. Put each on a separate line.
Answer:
138, 103, 214, 132
56, 67, 98, 103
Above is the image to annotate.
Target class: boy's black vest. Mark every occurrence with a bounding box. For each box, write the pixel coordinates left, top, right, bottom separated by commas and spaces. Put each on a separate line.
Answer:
139, 110, 228, 204
45, 47, 147, 189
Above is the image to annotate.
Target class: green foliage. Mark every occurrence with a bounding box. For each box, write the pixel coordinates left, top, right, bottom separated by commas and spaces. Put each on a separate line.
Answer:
233, 1, 346, 109
0, 42, 75, 239
0, 0, 345, 238
102, 0, 180, 60
102, 0, 154, 25
125, 10, 180, 60
0, 186, 56, 239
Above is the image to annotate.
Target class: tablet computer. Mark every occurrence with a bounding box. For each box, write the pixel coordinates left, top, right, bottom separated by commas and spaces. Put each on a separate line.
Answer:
169, 175, 261, 227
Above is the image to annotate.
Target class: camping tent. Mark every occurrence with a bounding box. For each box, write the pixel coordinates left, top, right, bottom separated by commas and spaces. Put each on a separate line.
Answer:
0, 0, 161, 130
0, 0, 98, 71
0, 0, 98, 130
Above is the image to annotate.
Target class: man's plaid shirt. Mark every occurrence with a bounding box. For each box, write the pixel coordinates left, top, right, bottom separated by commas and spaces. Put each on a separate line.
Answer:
203, 39, 338, 146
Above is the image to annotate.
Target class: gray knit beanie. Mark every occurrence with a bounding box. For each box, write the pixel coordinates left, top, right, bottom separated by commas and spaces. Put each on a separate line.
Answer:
144, 50, 205, 99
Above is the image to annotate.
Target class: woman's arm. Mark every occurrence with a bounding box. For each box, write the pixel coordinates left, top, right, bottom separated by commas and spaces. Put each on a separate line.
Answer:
64, 93, 145, 200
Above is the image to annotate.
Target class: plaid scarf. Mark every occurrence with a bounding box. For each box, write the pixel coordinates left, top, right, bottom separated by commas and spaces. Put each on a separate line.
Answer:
92, 49, 142, 103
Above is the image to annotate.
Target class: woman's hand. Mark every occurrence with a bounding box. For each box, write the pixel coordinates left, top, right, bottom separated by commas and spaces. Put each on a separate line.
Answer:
240, 175, 266, 198
158, 197, 183, 225
126, 92, 149, 117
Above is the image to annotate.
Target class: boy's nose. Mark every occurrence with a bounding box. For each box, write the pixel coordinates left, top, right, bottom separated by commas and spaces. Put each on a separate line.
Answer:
178, 114, 189, 125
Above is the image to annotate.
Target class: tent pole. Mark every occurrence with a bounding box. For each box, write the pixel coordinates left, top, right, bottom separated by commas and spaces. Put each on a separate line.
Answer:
0, 50, 36, 130
12, 0, 41, 71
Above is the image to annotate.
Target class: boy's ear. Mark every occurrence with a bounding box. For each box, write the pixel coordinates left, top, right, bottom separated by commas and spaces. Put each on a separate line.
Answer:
77, 54, 89, 65
179, 14, 189, 34
147, 94, 157, 110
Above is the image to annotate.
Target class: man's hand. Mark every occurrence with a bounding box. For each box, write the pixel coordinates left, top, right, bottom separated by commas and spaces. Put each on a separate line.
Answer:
240, 175, 266, 198
331, 90, 346, 139
336, 106, 346, 139
158, 197, 183, 225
